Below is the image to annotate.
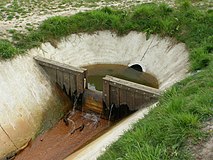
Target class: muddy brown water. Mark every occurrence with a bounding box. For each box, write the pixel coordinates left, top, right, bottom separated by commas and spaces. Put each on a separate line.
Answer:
15, 111, 111, 160
84, 64, 159, 91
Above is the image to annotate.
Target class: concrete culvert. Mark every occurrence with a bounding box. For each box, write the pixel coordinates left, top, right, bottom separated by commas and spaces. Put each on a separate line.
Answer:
0, 31, 189, 159
128, 63, 144, 72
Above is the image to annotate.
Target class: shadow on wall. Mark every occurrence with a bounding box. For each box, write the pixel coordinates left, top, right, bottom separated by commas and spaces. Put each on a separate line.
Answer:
35, 84, 72, 137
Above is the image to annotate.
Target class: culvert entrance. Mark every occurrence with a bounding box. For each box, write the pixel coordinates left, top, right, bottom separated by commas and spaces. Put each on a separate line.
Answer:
14, 56, 160, 160
84, 63, 159, 91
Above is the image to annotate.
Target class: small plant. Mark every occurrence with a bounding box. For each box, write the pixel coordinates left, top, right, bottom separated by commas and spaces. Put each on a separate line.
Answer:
0, 40, 19, 59
7, 14, 14, 20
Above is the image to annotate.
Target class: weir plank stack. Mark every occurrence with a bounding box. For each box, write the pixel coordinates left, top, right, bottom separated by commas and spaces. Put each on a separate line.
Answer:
103, 75, 160, 111
34, 56, 87, 98
34, 56, 160, 114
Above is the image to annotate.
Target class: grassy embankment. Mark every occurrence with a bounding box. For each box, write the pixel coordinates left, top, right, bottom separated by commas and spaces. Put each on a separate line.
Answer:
0, 1, 212, 159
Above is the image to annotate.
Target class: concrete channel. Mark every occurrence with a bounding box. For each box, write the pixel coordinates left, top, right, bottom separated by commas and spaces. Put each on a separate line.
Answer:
0, 31, 189, 159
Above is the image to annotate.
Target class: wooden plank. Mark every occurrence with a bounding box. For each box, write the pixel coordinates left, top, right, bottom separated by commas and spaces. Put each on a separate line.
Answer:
34, 56, 86, 75
134, 92, 143, 110
56, 70, 63, 89
70, 74, 76, 96
76, 73, 84, 93
143, 93, 150, 102
126, 89, 134, 110
119, 89, 127, 105
63, 72, 70, 94
82, 89, 103, 114
140, 94, 151, 108
109, 86, 119, 106
103, 75, 160, 96
103, 79, 110, 109
42, 67, 56, 82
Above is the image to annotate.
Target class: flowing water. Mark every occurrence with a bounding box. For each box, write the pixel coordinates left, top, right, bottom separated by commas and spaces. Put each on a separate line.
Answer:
84, 64, 159, 91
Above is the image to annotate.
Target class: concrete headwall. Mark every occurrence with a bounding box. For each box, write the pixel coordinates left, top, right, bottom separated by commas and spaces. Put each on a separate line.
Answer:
31, 31, 189, 90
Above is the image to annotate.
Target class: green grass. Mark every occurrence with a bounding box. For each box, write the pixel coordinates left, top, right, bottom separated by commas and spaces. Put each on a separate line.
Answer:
0, 40, 20, 59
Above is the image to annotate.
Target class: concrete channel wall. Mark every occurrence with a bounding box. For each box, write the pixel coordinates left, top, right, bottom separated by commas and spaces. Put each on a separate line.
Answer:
31, 31, 189, 90
0, 56, 71, 159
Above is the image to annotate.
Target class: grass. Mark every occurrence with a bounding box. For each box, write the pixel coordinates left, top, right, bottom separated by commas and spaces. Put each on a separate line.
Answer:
0, 1, 212, 159
0, 40, 20, 59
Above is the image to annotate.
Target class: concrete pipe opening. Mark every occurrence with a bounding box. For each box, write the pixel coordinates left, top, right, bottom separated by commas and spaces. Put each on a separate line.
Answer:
128, 62, 145, 72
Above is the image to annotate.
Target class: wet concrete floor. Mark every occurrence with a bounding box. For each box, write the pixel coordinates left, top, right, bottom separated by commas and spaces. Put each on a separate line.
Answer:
15, 111, 110, 160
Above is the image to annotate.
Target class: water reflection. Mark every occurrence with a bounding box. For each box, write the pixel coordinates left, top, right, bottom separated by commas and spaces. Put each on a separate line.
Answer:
83, 64, 159, 91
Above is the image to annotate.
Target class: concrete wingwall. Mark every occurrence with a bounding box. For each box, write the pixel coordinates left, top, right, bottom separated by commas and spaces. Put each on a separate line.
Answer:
0, 56, 71, 159
0, 31, 189, 159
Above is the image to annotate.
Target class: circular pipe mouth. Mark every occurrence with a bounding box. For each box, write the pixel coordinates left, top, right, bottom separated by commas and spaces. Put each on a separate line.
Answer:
128, 63, 144, 72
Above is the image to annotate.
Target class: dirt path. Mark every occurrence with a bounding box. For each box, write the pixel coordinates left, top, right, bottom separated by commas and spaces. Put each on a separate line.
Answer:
191, 119, 213, 160
1, 1, 212, 160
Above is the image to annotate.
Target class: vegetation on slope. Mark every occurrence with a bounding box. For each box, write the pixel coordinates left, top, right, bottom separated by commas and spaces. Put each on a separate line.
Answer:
0, 1, 212, 159
0, 1, 212, 71
0, 40, 20, 59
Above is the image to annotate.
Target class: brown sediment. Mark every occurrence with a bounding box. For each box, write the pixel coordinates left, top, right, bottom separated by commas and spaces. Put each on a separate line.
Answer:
15, 110, 110, 160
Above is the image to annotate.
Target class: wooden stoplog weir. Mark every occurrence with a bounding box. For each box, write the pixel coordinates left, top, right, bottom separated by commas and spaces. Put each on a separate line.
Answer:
103, 75, 160, 111
34, 56, 160, 116
34, 56, 87, 99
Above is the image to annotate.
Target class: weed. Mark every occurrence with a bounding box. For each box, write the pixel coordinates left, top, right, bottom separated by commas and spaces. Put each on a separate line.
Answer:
0, 40, 19, 59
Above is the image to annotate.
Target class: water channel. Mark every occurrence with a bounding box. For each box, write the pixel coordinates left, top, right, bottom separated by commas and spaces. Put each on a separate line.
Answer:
14, 64, 158, 160
84, 64, 159, 91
